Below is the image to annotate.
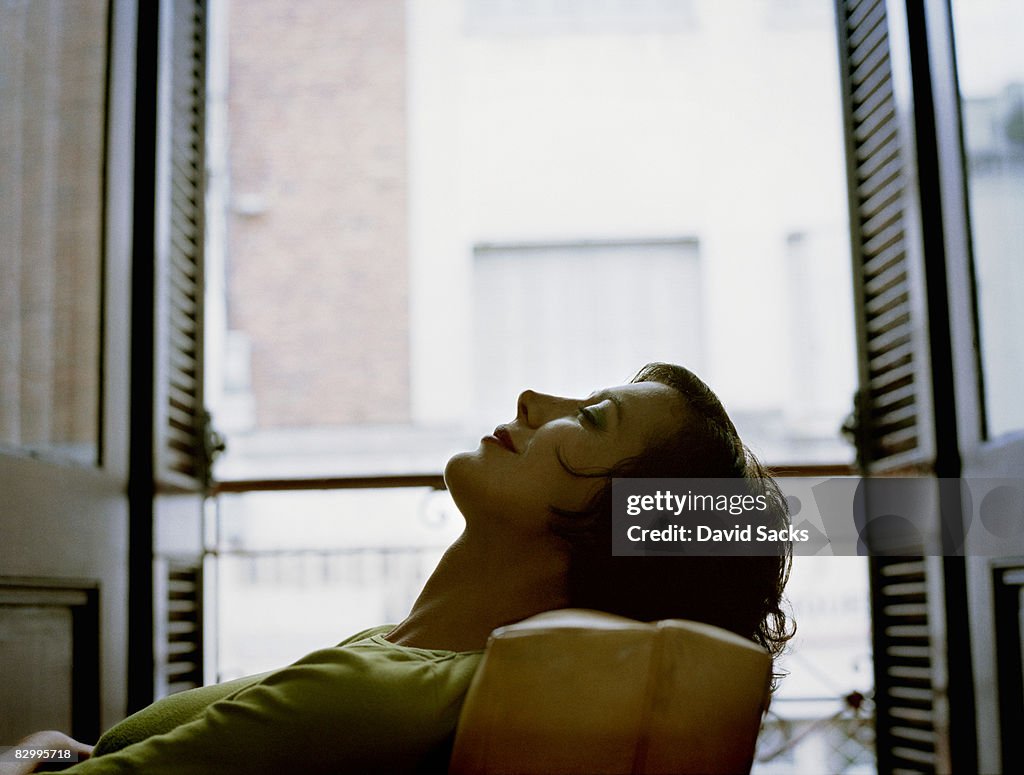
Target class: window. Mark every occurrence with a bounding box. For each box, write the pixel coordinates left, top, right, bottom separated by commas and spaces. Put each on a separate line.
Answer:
950, 0, 1024, 438
209, 0, 857, 481
206, 8, 865, 773
472, 239, 703, 425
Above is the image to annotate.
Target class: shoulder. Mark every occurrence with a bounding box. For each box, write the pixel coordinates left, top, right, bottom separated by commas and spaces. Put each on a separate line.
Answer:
334, 624, 395, 646
194, 637, 482, 770
75, 632, 483, 774
253, 633, 483, 716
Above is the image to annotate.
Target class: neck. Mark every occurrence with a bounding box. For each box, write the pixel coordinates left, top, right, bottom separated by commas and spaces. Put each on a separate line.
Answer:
384, 529, 570, 652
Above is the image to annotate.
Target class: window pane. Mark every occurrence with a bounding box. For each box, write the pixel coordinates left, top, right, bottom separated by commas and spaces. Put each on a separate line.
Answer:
0, 1, 107, 465
207, 0, 856, 479
951, 0, 1024, 438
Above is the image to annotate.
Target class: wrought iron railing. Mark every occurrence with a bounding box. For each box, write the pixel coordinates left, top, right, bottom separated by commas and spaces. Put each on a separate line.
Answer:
754, 692, 876, 774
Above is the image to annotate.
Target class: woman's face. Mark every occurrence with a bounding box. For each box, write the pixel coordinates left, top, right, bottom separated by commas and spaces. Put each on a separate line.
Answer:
445, 380, 688, 536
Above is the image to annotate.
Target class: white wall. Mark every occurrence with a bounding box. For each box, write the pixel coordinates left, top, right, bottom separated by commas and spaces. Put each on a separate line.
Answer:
407, 0, 855, 461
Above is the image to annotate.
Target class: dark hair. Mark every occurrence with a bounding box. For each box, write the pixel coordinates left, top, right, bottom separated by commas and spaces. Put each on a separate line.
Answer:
550, 363, 794, 679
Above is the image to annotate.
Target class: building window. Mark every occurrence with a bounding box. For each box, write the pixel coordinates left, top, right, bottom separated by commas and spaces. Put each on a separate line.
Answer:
472, 239, 703, 426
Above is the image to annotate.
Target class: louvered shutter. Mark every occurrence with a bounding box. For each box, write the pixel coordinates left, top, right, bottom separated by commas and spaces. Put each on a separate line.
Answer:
839, 0, 932, 473
867, 556, 940, 772
155, 0, 209, 492
836, 1, 940, 772
148, 0, 209, 699
154, 559, 205, 695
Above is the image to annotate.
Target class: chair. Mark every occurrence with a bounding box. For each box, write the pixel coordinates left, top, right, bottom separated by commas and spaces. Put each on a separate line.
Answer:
449, 609, 771, 775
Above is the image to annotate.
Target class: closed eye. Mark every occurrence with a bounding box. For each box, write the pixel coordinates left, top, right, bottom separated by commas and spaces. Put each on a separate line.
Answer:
578, 406, 600, 429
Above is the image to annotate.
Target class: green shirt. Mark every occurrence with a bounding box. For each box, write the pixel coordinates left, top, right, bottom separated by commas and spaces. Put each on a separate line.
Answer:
64, 626, 482, 774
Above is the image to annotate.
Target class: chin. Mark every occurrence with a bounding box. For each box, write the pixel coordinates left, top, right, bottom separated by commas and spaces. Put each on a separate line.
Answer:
443, 449, 475, 495
443, 448, 493, 523
442, 451, 461, 488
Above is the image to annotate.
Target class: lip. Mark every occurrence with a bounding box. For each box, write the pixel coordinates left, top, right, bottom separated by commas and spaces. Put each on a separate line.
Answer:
485, 425, 517, 453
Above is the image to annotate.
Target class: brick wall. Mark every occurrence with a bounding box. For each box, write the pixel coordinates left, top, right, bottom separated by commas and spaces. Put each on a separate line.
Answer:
227, 0, 410, 427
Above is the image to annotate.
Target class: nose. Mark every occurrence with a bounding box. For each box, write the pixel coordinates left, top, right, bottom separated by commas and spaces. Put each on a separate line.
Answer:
516, 389, 578, 428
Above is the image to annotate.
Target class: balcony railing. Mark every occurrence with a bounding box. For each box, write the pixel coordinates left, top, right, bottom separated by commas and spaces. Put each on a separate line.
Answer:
755, 694, 876, 774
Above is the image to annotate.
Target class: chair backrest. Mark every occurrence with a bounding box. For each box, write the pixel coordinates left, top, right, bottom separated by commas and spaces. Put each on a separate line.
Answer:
449, 609, 771, 775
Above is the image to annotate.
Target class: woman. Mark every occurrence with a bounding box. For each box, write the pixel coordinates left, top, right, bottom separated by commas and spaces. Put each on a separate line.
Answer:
5, 363, 792, 774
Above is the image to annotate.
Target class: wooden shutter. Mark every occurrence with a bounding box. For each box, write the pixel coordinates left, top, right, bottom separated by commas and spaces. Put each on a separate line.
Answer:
147, 0, 210, 701
838, 0, 932, 474
866, 556, 940, 772
155, 560, 204, 695
836, 1, 940, 772
155, 0, 209, 492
